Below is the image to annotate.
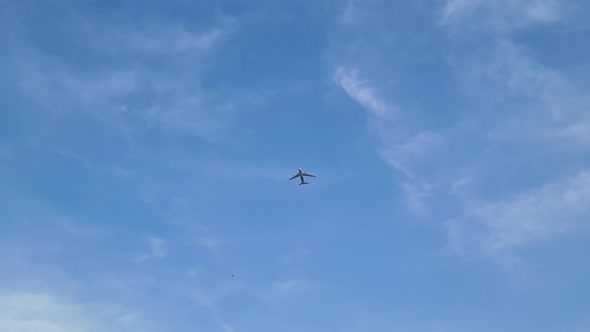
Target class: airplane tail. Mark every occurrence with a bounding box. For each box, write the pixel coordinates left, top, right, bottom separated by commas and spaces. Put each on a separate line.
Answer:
299, 181, 308, 185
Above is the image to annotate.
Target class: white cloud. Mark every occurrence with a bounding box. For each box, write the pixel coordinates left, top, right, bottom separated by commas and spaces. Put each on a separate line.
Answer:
213, 316, 236, 332
440, 0, 561, 28
451, 40, 575, 119
109, 23, 232, 56
164, 219, 226, 251
18, 58, 232, 141
278, 248, 310, 265
450, 170, 590, 254
137, 237, 166, 261
440, 0, 589, 148
400, 182, 435, 216
7, 6, 238, 142
379, 131, 443, 178
524, 0, 561, 23
256, 278, 312, 306
196, 236, 224, 250
332, 1, 587, 229
334, 66, 393, 119
452, 40, 590, 150
442, 5, 589, 144
271, 279, 309, 297
550, 123, 590, 145
439, 0, 484, 24
0, 293, 151, 332
431, 0, 590, 263
339, 0, 359, 25
63, 5, 236, 57
148, 237, 166, 259
336, 67, 443, 170
334, 65, 442, 214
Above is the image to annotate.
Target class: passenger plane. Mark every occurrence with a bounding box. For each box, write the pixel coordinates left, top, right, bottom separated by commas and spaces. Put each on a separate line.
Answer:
289, 168, 316, 185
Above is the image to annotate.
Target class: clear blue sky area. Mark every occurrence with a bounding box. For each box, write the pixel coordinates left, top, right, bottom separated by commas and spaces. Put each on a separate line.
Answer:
1, 1, 590, 331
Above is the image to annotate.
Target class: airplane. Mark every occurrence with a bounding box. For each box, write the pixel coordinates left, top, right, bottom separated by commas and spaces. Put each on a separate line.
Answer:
289, 168, 316, 185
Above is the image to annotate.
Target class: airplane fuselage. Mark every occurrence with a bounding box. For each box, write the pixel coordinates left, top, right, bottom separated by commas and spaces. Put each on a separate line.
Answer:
289, 167, 315, 185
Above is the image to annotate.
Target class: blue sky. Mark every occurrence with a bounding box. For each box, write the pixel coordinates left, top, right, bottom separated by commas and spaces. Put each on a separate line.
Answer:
1, 0, 590, 331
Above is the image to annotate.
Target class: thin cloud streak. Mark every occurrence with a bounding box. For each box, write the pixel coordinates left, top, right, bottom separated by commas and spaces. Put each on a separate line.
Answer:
378, 131, 443, 179
437, 0, 590, 257
6, 5, 238, 142
334, 66, 393, 119
449, 169, 590, 254
137, 237, 166, 261
0, 292, 152, 332
439, 0, 561, 28
334, 64, 442, 213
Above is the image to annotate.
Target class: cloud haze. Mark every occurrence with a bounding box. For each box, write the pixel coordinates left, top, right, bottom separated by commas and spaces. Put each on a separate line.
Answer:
1, 1, 589, 332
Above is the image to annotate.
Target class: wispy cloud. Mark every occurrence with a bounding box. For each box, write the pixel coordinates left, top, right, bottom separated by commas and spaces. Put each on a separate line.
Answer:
334, 66, 393, 119
338, 0, 359, 25
449, 169, 590, 255
164, 218, 227, 252
400, 182, 436, 216
439, 0, 562, 28
54, 217, 105, 237
138, 237, 166, 261
449, 39, 576, 118
278, 248, 310, 265
435, 0, 590, 258
378, 130, 443, 178
270, 279, 309, 298
439, 0, 483, 24
6, 4, 238, 142
149, 237, 166, 259
3, 2, 588, 329
213, 316, 236, 332
254, 277, 312, 307
91, 20, 234, 56
476, 41, 590, 148
549, 123, 590, 146
196, 236, 225, 250
332, 0, 590, 252
440, 0, 588, 145
0, 292, 152, 332
333, 65, 442, 213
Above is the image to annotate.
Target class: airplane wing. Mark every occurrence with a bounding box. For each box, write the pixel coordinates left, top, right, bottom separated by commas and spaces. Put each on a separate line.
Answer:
289, 173, 299, 180
302, 173, 316, 177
